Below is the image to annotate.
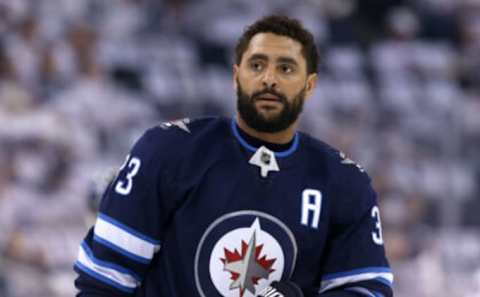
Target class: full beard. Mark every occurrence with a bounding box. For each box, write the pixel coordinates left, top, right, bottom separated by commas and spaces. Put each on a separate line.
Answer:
236, 80, 306, 133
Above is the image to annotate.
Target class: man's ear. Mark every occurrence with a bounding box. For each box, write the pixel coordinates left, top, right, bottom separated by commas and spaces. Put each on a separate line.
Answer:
304, 73, 318, 100
233, 64, 239, 91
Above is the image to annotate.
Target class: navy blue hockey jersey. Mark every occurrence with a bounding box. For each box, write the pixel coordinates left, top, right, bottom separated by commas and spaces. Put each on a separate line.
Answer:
74, 117, 393, 297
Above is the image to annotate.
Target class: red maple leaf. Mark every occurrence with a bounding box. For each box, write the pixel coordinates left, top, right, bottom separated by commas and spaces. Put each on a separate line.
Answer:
255, 244, 276, 273
221, 241, 277, 284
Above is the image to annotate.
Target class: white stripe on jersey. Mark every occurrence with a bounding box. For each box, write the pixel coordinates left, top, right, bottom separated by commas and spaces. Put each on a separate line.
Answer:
320, 271, 393, 293
77, 244, 140, 289
346, 286, 381, 297
94, 215, 160, 261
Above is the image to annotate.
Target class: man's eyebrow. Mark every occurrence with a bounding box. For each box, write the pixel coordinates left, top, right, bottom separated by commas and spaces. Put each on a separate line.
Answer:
277, 56, 298, 66
247, 54, 299, 66
248, 53, 269, 62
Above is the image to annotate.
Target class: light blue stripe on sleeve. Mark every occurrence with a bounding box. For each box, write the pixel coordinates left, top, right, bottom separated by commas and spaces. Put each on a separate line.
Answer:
81, 241, 141, 281
94, 214, 161, 263
75, 243, 140, 292
346, 287, 385, 297
93, 235, 151, 264
320, 267, 393, 293
97, 213, 160, 245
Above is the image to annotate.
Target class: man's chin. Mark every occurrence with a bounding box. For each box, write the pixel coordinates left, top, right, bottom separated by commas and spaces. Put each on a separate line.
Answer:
256, 114, 283, 127
254, 115, 284, 129
256, 105, 284, 118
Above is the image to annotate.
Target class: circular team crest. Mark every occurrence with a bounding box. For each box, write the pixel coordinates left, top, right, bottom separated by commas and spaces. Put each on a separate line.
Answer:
194, 210, 297, 297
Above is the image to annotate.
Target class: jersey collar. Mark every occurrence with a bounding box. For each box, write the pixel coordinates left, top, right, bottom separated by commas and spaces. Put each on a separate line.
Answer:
230, 118, 300, 158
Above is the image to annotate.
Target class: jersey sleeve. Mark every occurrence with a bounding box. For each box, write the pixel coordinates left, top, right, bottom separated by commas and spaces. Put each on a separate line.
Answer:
317, 169, 393, 297
74, 127, 178, 296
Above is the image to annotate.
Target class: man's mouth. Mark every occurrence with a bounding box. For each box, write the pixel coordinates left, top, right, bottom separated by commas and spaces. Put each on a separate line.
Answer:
256, 93, 281, 101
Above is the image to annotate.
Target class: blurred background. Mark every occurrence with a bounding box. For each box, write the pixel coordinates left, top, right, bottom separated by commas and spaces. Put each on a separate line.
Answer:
0, 0, 479, 296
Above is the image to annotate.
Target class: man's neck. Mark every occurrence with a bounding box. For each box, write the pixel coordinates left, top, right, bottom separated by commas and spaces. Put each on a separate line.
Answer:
235, 115, 297, 144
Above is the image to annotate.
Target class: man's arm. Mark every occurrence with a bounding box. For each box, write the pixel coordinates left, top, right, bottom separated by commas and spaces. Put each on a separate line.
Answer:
314, 167, 393, 297
74, 127, 177, 296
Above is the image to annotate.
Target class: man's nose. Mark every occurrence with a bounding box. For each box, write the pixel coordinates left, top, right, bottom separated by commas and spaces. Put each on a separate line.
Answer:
262, 67, 277, 89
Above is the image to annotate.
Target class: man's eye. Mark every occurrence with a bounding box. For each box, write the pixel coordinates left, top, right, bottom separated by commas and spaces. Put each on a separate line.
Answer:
250, 62, 263, 71
280, 64, 293, 74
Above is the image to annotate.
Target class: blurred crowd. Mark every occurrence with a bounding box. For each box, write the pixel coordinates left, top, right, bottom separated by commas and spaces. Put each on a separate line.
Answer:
0, 0, 479, 296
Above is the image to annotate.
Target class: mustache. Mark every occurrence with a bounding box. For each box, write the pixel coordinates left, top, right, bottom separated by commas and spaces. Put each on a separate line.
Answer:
252, 88, 287, 102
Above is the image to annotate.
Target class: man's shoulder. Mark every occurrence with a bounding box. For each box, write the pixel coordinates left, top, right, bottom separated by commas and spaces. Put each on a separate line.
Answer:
301, 133, 376, 218
300, 132, 370, 185
135, 116, 229, 159
145, 116, 228, 143
300, 132, 339, 160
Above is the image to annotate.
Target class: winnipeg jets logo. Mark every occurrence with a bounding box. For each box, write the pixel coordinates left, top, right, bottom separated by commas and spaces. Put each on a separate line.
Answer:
160, 118, 191, 133
221, 222, 276, 296
210, 219, 282, 297
195, 211, 297, 297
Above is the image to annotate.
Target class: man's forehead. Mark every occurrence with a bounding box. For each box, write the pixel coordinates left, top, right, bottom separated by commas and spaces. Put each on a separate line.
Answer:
244, 33, 304, 61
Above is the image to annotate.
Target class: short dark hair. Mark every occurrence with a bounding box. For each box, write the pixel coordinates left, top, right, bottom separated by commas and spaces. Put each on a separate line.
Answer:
235, 15, 318, 74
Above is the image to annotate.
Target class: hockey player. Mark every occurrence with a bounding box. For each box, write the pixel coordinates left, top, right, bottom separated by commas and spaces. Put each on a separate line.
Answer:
74, 15, 394, 297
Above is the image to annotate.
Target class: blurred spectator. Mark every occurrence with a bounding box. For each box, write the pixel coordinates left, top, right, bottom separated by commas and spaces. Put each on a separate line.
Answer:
4, 16, 42, 94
